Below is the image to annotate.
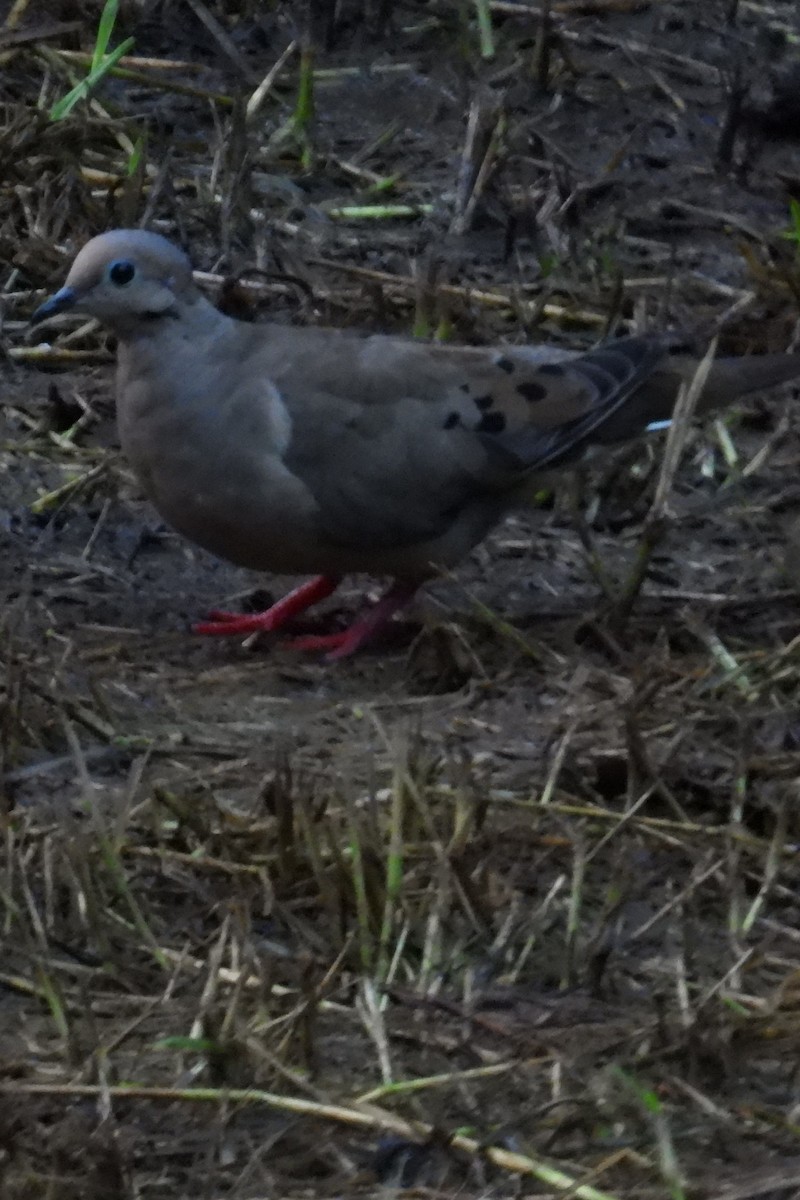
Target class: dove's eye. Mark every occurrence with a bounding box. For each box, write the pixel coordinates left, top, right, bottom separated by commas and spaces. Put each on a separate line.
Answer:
108, 260, 135, 286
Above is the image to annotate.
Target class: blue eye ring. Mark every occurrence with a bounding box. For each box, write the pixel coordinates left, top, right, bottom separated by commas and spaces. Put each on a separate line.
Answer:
108, 259, 135, 286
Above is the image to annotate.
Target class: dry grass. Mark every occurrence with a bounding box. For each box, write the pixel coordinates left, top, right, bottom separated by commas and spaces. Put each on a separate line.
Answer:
3, 1, 800, 1198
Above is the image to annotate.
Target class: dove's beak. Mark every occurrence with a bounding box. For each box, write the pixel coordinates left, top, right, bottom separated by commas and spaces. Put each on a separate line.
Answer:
30, 286, 78, 326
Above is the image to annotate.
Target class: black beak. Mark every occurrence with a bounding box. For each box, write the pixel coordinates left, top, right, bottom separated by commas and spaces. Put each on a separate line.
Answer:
30, 286, 78, 326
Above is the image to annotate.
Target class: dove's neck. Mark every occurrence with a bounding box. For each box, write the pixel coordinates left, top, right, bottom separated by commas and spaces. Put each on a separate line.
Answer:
119, 288, 235, 350
115, 290, 247, 428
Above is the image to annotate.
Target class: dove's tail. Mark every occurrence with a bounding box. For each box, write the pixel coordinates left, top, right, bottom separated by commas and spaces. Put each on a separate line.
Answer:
563, 343, 800, 456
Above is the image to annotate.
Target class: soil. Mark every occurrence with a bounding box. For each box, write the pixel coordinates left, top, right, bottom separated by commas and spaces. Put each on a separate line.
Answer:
3, 2, 800, 1198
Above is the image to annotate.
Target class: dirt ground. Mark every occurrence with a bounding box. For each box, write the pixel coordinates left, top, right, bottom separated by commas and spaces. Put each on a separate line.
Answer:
4, 2, 800, 1197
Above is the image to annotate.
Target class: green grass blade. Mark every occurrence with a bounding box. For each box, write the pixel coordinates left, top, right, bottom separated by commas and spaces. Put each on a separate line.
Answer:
92, 0, 120, 70
50, 36, 134, 119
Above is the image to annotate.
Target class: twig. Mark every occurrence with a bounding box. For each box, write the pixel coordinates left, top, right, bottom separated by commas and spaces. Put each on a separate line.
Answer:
0, 1082, 624, 1198
608, 339, 717, 626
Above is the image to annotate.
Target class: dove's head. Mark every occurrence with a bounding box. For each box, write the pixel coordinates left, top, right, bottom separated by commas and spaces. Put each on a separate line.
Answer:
30, 229, 196, 335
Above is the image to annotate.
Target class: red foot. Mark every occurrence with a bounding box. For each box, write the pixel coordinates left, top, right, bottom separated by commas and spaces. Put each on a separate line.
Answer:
194, 576, 419, 659
286, 580, 420, 660
193, 574, 340, 637
286, 631, 356, 659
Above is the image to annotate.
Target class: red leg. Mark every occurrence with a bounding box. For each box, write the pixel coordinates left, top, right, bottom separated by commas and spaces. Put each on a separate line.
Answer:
193, 574, 341, 637
287, 580, 419, 660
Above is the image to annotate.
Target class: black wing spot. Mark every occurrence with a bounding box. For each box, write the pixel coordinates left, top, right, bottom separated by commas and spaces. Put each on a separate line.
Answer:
477, 411, 506, 434
537, 363, 565, 376
473, 394, 493, 410
517, 381, 548, 402
459, 382, 471, 393
443, 411, 460, 429
495, 356, 515, 373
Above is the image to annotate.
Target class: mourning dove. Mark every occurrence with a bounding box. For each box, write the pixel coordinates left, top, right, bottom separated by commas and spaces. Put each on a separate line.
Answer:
30, 229, 800, 658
